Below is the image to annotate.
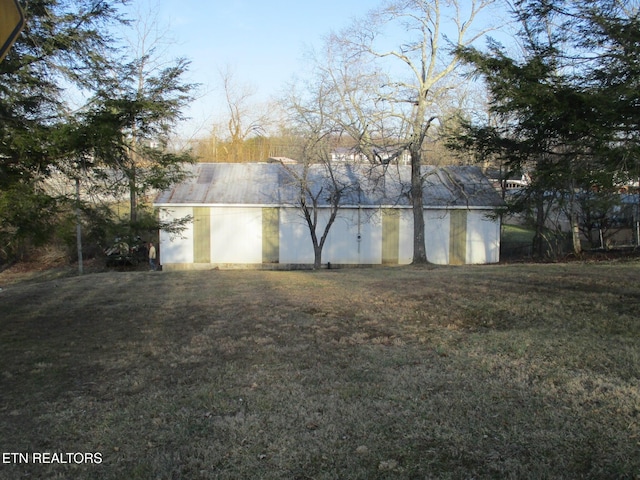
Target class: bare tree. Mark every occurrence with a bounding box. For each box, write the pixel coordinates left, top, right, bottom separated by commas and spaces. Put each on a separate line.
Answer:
213, 67, 273, 162
309, 0, 498, 263
280, 147, 355, 269
281, 85, 359, 269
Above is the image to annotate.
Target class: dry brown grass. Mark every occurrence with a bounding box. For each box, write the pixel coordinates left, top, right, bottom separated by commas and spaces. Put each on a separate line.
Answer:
1, 262, 639, 479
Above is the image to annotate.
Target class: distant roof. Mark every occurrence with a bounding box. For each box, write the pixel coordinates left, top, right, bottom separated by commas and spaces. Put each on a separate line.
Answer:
267, 157, 297, 164
154, 162, 504, 209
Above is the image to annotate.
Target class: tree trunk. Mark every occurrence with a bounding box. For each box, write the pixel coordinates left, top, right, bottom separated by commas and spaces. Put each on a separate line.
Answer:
304, 205, 323, 270
410, 149, 428, 264
313, 245, 322, 270
636, 175, 640, 247
532, 194, 546, 258
570, 211, 582, 256
569, 180, 582, 256
129, 165, 137, 225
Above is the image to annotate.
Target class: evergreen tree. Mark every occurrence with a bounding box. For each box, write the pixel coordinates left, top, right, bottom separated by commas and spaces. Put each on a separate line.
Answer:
452, 0, 640, 257
80, 52, 195, 231
584, 5, 640, 179
0, 0, 126, 261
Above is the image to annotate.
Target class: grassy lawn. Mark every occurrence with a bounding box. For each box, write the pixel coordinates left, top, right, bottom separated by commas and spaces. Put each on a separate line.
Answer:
0, 262, 639, 479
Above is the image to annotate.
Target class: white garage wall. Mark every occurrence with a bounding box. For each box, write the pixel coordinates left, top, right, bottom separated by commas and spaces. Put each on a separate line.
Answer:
279, 208, 315, 263
159, 207, 194, 264
467, 211, 501, 264
398, 209, 414, 265
211, 207, 263, 264
280, 208, 383, 265
324, 209, 382, 264
398, 209, 450, 265
159, 205, 501, 267
425, 210, 450, 265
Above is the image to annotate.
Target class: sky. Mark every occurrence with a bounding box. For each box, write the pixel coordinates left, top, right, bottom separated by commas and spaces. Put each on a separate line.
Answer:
133, 0, 383, 140
119, 0, 510, 142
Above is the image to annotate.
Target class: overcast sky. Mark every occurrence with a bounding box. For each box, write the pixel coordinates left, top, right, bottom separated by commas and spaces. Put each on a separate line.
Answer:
132, 0, 382, 139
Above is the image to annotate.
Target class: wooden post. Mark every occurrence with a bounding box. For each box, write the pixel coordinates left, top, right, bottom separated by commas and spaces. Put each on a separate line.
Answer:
76, 177, 83, 275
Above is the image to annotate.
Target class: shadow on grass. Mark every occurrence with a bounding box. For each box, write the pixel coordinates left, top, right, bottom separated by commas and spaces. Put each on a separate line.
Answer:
0, 265, 639, 479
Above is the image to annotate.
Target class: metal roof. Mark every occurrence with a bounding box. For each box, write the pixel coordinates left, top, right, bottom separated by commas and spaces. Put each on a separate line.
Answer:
154, 163, 504, 209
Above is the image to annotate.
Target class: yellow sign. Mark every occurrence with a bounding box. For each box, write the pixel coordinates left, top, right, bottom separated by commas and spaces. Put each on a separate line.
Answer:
0, 0, 25, 62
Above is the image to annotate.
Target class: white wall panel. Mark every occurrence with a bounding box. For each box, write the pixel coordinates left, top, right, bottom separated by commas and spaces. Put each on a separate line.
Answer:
279, 208, 315, 263
467, 211, 501, 264
425, 210, 450, 265
159, 207, 194, 264
398, 209, 414, 265
159, 205, 501, 267
324, 209, 382, 264
398, 209, 450, 265
211, 207, 263, 263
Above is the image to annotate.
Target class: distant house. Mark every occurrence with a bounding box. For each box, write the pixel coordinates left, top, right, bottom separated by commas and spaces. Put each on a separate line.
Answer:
331, 147, 411, 165
154, 163, 504, 270
330, 147, 362, 163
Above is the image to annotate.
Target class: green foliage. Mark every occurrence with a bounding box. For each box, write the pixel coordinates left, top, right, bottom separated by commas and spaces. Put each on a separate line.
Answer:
78, 53, 196, 229
0, 0, 127, 263
0, 0, 127, 176
452, 0, 640, 257
0, 1, 196, 262
0, 184, 59, 260
587, 10, 640, 176
576, 189, 632, 248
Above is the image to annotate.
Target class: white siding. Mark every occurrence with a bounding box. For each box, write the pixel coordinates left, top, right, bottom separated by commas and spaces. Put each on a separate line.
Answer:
211, 207, 263, 264
323, 209, 382, 264
466, 211, 501, 264
397, 209, 451, 265
279, 208, 383, 265
395, 209, 412, 265
425, 210, 451, 265
158, 205, 501, 267
159, 207, 194, 264
280, 208, 315, 263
